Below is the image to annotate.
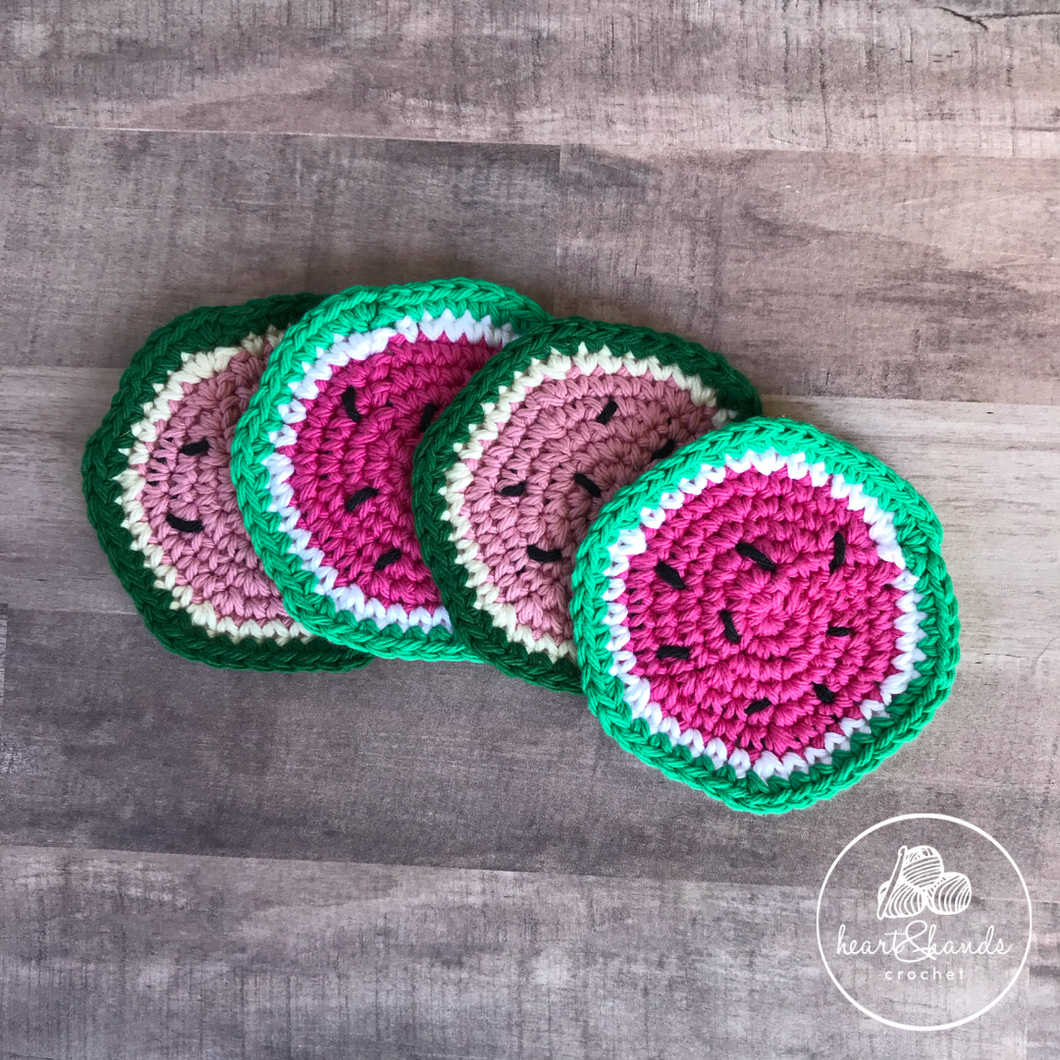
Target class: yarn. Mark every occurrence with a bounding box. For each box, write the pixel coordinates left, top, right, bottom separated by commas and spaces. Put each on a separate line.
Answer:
925, 871, 973, 916
231, 278, 551, 661
570, 417, 960, 812
82, 295, 372, 671
411, 318, 762, 692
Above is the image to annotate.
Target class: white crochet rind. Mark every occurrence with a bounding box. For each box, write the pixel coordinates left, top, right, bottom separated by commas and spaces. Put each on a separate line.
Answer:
262, 309, 517, 634
598, 448, 928, 782
115, 329, 313, 644
440, 344, 737, 662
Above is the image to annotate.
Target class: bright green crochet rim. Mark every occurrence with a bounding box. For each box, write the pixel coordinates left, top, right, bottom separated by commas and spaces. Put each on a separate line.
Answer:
82, 294, 371, 672
231, 278, 551, 662
570, 416, 960, 813
411, 317, 763, 692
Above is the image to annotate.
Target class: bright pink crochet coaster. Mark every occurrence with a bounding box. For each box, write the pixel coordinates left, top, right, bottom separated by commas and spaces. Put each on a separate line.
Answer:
232, 279, 551, 661
571, 418, 960, 812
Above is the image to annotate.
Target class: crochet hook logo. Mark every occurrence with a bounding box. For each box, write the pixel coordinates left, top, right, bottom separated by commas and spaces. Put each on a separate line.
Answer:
816, 815, 1031, 1031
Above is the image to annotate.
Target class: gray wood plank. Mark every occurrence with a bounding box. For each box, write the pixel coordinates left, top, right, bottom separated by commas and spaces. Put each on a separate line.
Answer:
7, 127, 1060, 405
0, 368, 121, 616
0, 846, 1035, 1059
555, 146, 1060, 405
1029, 900, 1060, 1060
0, 126, 559, 369
0, 613, 1054, 891
3, 0, 1060, 157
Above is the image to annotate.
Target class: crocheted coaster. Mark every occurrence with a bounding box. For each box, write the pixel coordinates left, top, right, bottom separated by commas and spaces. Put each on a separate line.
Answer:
570, 418, 960, 813
83, 295, 371, 671
231, 278, 551, 661
411, 318, 763, 692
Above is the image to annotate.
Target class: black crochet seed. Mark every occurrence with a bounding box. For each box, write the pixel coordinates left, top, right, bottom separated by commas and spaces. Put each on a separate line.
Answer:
830, 531, 846, 572
651, 438, 676, 461
179, 438, 209, 456
574, 472, 602, 498
720, 609, 741, 644
813, 683, 837, 705
345, 487, 378, 512
827, 626, 851, 637
166, 512, 204, 533
418, 402, 438, 432
341, 386, 362, 424
500, 481, 526, 497
736, 541, 777, 573
527, 544, 563, 563
596, 398, 618, 425
374, 547, 402, 571
656, 644, 690, 661
654, 560, 686, 590
746, 697, 771, 715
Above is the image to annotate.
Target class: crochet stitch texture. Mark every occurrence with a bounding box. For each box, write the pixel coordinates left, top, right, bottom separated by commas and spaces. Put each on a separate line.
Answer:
231, 278, 551, 661
570, 417, 960, 812
82, 294, 371, 671
412, 318, 762, 692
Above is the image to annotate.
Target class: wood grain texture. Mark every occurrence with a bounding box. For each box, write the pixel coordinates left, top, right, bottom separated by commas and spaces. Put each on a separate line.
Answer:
0, 846, 1038, 1060
0, 367, 120, 616
1029, 901, 1060, 1060
555, 146, 1060, 405
0, 126, 559, 369
0, 618, 1054, 890
4, 0, 1060, 157
7, 127, 1060, 404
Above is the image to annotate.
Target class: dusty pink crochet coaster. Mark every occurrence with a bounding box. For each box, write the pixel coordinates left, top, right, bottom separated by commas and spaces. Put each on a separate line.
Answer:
82, 295, 371, 670
411, 317, 762, 691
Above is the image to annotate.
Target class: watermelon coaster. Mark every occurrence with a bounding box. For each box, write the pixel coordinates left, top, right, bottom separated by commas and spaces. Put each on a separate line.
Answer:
411, 318, 763, 692
570, 417, 960, 813
231, 278, 551, 661
83, 294, 371, 671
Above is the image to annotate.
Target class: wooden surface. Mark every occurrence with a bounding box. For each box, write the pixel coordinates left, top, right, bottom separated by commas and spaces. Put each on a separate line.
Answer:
2, 2, 1059, 1057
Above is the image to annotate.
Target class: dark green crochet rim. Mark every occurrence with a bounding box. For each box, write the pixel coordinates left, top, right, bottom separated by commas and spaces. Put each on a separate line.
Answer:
82, 294, 371, 672
232, 278, 552, 663
570, 416, 961, 813
411, 317, 764, 693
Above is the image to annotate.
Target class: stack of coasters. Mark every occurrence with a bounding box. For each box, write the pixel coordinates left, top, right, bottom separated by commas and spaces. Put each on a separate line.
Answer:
411, 318, 762, 692
85, 281, 959, 809
83, 295, 371, 671
231, 279, 550, 662
569, 418, 960, 813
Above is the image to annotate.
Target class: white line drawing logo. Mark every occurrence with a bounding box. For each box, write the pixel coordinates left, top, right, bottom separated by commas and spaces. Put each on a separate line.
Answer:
876, 845, 972, 920
816, 814, 1032, 1031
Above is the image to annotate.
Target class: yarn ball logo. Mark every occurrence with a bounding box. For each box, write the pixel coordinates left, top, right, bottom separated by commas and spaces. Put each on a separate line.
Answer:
877, 846, 971, 921
816, 815, 1031, 1031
